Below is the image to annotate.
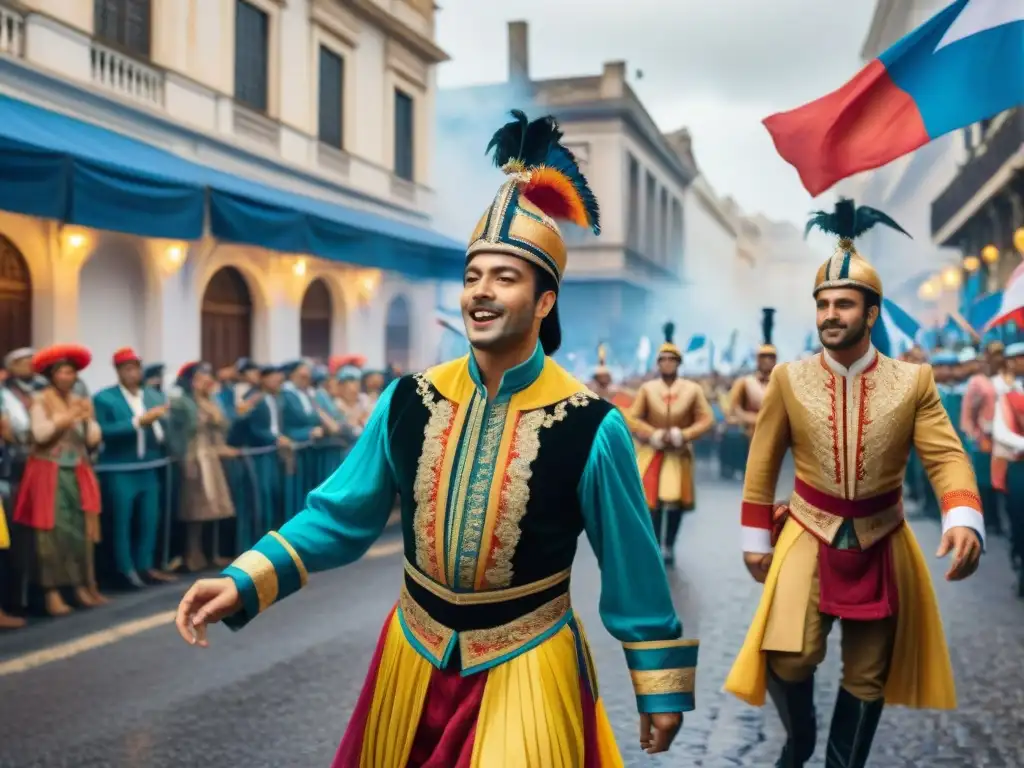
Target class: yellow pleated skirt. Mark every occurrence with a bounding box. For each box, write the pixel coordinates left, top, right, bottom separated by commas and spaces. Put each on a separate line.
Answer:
0, 498, 9, 550
724, 518, 957, 709
352, 611, 624, 768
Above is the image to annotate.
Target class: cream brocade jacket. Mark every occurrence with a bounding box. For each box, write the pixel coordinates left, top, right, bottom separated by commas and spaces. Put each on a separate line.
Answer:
739, 347, 984, 554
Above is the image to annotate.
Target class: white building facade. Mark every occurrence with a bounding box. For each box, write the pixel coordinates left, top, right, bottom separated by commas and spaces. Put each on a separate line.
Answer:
0, 0, 456, 391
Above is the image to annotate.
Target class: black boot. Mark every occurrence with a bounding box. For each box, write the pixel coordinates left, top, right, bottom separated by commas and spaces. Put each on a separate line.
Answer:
824, 688, 884, 767
767, 669, 817, 767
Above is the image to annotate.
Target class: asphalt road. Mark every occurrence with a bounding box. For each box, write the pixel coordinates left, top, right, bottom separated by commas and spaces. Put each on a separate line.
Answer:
1, 461, 1023, 767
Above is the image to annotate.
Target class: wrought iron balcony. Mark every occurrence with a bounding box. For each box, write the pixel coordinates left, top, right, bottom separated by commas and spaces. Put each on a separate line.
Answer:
931, 109, 1024, 241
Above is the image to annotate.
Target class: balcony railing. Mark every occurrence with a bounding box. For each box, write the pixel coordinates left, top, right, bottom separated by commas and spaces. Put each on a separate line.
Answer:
0, 4, 24, 57
932, 109, 1024, 240
90, 42, 165, 108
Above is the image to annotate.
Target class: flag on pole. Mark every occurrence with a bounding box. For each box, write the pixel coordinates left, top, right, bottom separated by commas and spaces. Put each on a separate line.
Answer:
986, 262, 1024, 331
764, 0, 1024, 196
874, 297, 922, 356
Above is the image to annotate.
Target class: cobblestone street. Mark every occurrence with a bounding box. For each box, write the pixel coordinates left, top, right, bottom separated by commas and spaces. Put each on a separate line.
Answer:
1, 462, 1022, 767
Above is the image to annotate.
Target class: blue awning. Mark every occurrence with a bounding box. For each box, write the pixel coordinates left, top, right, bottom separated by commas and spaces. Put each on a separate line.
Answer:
0, 94, 465, 279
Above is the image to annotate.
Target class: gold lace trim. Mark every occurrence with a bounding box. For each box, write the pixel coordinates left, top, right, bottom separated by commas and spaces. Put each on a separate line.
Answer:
460, 592, 571, 669
630, 667, 696, 696
230, 550, 278, 613
484, 392, 593, 588
398, 585, 454, 661
404, 558, 570, 605
412, 374, 456, 582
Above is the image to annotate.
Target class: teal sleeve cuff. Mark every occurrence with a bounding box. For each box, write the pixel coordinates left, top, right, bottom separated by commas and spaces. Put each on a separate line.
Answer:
622, 639, 698, 714
218, 531, 310, 631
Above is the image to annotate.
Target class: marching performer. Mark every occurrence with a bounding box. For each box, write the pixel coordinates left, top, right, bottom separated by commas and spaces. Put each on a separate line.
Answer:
589, 343, 618, 401
960, 340, 1007, 537
176, 111, 696, 765
629, 322, 716, 565
725, 199, 984, 767
726, 308, 778, 475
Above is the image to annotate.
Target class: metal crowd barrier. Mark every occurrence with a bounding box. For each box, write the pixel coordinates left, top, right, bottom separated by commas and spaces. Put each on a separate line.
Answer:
91, 438, 350, 573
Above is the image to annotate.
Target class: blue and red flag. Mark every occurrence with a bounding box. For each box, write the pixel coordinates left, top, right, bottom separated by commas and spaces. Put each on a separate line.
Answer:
764, 0, 1024, 196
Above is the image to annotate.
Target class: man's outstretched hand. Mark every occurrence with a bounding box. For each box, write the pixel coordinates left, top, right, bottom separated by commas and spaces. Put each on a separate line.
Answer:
175, 577, 242, 647
936, 526, 982, 581
639, 712, 683, 754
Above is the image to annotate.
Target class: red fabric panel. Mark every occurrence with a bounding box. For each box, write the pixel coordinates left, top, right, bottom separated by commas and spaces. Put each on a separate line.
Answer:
763, 59, 928, 196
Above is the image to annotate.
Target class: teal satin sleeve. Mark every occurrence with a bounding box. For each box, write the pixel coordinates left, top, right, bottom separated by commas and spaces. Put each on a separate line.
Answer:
222, 379, 399, 629
578, 408, 698, 714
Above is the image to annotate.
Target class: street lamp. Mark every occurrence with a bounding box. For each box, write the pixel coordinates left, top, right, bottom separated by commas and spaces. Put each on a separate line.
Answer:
918, 279, 938, 301
981, 244, 1000, 264
963, 255, 980, 272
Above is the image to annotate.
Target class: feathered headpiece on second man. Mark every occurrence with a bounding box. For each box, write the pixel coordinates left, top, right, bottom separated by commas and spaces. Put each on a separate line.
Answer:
758, 308, 777, 357
658, 322, 681, 360
805, 198, 910, 299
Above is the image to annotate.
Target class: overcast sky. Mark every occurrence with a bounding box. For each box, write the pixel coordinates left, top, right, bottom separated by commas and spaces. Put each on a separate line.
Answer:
434, 0, 877, 227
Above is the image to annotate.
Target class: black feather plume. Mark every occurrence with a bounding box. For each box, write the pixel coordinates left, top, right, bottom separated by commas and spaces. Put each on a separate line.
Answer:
804, 198, 911, 241
761, 308, 775, 347
485, 110, 563, 169
662, 321, 675, 345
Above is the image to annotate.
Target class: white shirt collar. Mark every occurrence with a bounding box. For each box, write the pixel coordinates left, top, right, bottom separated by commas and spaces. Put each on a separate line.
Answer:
822, 345, 877, 378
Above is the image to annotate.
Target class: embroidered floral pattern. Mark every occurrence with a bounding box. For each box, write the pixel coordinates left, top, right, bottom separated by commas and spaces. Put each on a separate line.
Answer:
483, 392, 593, 589
399, 585, 454, 662
460, 593, 571, 669
412, 374, 458, 582
940, 489, 982, 513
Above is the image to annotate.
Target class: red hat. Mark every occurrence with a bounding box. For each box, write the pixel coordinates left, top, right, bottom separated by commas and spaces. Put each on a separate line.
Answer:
328, 353, 366, 375
32, 344, 92, 374
112, 347, 141, 366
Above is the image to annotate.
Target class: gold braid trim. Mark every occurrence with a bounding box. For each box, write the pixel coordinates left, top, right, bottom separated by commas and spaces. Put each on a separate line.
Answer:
622, 638, 699, 651
230, 551, 278, 613
268, 531, 309, 587
630, 667, 696, 696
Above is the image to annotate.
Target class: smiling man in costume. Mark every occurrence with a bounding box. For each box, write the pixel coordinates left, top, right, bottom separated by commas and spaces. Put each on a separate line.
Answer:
724, 199, 984, 768
175, 111, 696, 766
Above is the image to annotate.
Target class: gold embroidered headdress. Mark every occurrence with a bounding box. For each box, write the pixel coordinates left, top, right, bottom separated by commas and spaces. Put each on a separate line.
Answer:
466, 110, 600, 284
807, 198, 910, 299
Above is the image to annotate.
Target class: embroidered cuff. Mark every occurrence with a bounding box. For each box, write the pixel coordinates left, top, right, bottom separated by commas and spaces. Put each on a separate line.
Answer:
741, 501, 773, 529
222, 531, 309, 630
942, 506, 987, 549
622, 639, 698, 713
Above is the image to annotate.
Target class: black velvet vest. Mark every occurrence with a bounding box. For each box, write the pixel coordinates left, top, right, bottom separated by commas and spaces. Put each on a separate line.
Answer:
387, 368, 613, 592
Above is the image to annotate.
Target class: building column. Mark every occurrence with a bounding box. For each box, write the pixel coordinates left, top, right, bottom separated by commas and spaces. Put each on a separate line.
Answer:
146, 239, 203, 379
263, 255, 303, 363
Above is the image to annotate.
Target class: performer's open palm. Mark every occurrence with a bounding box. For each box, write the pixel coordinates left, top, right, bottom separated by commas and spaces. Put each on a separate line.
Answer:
175, 577, 242, 647
936, 526, 982, 581
639, 712, 683, 753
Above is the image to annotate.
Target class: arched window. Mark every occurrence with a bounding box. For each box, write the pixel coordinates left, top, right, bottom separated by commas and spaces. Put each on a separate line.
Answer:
300, 278, 333, 361
201, 267, 253, 369
0, 235, 32, 358
384, 295, 411, 372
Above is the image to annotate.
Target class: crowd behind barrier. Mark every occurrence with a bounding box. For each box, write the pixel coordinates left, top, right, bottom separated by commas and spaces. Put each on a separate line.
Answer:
0, 348, 389, 627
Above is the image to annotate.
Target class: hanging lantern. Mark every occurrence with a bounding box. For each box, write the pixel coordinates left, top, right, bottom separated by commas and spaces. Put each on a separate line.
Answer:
963, 255, 980, 272
981, 244, 1000, 264
1014, 227, 1024, 254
